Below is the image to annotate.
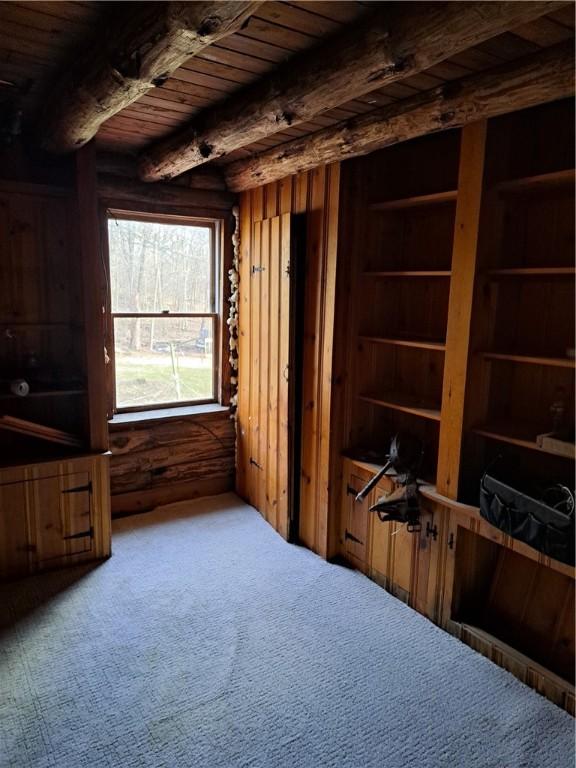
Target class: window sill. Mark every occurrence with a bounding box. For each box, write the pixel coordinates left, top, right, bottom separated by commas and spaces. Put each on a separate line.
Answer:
108, 403, 230, 430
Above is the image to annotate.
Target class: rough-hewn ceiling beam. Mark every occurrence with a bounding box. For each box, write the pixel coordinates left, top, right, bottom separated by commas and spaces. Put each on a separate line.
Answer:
97, 174, 235, 211
41, 1, 263, 154
223, 42, 575, 192
138, 1, 564, 181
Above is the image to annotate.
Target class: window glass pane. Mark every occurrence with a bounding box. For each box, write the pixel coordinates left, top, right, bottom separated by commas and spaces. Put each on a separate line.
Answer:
114, 317, 214, 408
108, 218, 213, 313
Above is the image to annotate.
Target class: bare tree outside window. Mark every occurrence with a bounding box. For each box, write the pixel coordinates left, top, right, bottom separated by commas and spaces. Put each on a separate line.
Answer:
107, 215, 219, 411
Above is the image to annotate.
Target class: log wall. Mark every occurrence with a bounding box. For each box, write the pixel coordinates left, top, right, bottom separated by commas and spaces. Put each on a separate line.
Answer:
109, 409, 235, 515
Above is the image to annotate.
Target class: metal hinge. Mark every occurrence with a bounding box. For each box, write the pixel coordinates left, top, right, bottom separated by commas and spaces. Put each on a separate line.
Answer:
250, 457, 263, 470
251, 265, 266, 274
62, 481, 92, 495
426, 522, 438, 540
346, 484, 358, 497
448, 532, 455, 550
344, 530, 362, 545
63, 527, 94, 540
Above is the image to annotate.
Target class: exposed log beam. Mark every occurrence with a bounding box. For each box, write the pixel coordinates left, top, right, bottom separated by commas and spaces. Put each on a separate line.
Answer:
224, 42, 575, 192
96, 151, 228, 190
97, 174, 236, 210
138, 1, 564, 181
41, 1, 262, 154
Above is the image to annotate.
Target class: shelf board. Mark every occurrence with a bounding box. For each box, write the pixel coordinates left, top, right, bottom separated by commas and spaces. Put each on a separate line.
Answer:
482, 352, 575, 369
358, 392, 441, 422
495, 168, 575, 193
0, 389, 86, 401
459, 624, 575, 691
487, 267, 575, 278
359, 335, 446, 352
473, 423, 575, 459
369, 190, 457, 211
0, 321, 82, 329
362, 270, 452, 278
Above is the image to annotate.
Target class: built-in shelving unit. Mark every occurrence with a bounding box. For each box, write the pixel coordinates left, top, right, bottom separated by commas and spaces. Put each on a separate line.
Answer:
460, 99, 575, 498
336, 100, 575, 712
0, 156, 106, 464
342, 129, 460, 481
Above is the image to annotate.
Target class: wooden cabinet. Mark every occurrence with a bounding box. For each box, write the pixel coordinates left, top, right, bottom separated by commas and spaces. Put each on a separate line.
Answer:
0, 454, 111, 581
334, 100, 575, 711
0, 148, 111, 583
341, 458, 445, 620
340, 462, 373, 573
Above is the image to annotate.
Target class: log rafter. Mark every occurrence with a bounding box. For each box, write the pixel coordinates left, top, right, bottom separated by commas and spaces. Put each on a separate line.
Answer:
223, 41, 575, 192
41, 1, 263, 154
138, 1, 565, 181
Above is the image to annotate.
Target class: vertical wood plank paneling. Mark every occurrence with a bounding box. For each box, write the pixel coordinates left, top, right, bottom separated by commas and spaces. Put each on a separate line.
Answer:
265, 182, 278, 220
268, 214, 281, 530
259, 217, 271, 520
278, 213, 292, 540
279, 177, 293, 214
236, 166, 341, 553
250, 213, 262, 508
252, 186, 264, 222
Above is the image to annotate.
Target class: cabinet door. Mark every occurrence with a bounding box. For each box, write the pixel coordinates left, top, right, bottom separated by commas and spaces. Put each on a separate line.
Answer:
367, 480, 394, 586
412, 503, 453, 621
368, 479, 416, 604
342, 470, 372, 572
32, 472, 93, 562
386, 521, 416, 604
0, 480, 31, 579
369, 486, 446, 612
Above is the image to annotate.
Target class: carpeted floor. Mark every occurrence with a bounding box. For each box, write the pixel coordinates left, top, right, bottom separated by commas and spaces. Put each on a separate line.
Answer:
0, 493, 573, 768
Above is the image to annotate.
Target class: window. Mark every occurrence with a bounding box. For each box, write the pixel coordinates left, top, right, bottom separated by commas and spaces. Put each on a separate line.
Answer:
107, 213, 220, 412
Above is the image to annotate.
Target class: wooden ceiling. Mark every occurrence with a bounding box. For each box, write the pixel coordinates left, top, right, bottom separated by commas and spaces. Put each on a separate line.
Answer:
0, 1, 574, 167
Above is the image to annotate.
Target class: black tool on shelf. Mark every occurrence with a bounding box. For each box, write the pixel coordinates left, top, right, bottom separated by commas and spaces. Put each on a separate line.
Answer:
355, 432, 424, 533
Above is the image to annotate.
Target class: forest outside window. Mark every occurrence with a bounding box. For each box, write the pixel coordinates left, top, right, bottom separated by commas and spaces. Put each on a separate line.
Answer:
107, 214, 220, 412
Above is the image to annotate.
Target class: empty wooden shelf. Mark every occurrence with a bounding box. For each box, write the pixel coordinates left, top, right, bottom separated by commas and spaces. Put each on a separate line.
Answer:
358, 392, 441, 422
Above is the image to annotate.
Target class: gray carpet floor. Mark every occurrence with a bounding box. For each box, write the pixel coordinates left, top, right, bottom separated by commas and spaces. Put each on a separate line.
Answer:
0, 493, 573, 768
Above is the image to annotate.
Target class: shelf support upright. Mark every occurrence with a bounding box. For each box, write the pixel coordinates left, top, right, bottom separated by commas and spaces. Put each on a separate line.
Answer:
76, 141, 109, 452
437, 121, 488, 498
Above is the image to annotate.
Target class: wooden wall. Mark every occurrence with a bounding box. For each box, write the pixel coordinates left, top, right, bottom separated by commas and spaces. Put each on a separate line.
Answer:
236, 164, 340, 556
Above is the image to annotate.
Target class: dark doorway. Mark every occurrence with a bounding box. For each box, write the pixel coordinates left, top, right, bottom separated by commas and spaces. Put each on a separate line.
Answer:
288, 214, 307, 543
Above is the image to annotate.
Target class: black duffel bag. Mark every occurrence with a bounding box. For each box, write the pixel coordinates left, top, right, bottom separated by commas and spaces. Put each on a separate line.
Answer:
480, 473, 575, 566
